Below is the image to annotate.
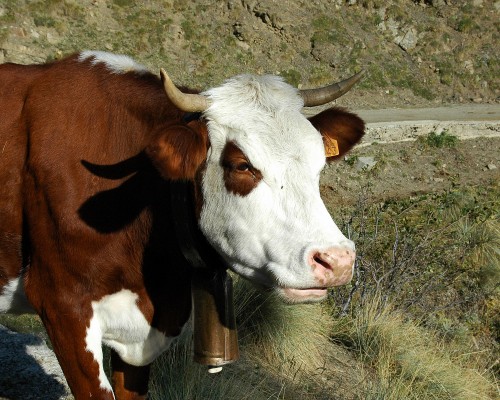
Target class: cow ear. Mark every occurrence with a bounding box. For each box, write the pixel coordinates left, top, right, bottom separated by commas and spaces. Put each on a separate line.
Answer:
308, 107, 365, 161
146, 121, 208, 180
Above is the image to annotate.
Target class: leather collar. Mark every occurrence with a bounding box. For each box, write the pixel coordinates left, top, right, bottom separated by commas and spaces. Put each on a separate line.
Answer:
169, 180, 226, 273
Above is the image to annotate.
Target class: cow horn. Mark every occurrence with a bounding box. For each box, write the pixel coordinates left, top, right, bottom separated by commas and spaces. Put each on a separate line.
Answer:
300, 70, 365, 107
160, 69, 209, 112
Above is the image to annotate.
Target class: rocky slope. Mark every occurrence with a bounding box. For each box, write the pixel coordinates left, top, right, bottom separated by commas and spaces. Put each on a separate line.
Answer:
1, 0, 499, 109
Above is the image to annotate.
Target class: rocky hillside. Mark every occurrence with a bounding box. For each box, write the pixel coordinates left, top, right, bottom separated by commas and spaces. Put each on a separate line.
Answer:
1, 0, 498, 109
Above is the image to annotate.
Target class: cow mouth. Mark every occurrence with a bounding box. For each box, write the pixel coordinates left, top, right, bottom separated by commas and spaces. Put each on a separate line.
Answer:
278, 287, 328, 304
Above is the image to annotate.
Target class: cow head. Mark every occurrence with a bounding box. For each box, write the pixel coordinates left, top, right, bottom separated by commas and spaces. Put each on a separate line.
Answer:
147, 71, 365, 304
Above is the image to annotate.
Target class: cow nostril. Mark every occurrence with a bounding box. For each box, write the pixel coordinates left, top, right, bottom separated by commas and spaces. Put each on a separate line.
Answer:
313, 253, 332, 270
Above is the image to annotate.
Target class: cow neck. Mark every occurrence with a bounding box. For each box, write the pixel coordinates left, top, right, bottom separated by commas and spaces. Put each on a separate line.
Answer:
169, 180, 240, 370
169, 180, 225, 273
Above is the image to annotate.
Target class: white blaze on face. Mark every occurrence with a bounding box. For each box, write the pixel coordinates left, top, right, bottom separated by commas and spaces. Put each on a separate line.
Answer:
199, 75, 355, 300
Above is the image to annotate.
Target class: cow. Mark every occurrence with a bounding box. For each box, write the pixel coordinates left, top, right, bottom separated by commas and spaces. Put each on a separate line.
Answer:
0, 51, 365, 399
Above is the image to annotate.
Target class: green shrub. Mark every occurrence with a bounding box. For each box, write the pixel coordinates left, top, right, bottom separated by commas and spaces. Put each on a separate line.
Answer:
424, 130, 458, 148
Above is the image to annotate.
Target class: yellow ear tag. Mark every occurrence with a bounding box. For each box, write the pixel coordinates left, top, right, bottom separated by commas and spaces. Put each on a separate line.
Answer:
324, 137, 340, 157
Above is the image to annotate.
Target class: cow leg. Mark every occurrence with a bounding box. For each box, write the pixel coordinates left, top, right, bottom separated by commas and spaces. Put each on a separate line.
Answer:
39, 306, 115, 399
111, 350, 150, 400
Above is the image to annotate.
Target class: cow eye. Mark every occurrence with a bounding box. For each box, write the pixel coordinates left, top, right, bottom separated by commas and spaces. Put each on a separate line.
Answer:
235, 162, 250, 172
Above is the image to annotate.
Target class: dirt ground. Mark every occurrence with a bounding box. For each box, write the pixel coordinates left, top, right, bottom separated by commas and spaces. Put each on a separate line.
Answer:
320, 104, 500, 206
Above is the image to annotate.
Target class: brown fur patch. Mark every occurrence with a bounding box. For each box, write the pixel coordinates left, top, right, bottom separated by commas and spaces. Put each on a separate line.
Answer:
222, 142, 263, 196
0, 54, 195, 396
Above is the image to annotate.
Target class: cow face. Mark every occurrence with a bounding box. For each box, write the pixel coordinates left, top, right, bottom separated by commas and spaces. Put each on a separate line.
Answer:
149, 73, 364, 304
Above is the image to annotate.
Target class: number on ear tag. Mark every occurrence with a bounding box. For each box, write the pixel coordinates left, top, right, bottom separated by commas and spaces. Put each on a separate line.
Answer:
324, 137, 340, 157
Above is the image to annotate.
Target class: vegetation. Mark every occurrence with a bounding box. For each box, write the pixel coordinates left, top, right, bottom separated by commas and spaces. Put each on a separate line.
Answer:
1, 180, 497, 399
421, 130, 459, 148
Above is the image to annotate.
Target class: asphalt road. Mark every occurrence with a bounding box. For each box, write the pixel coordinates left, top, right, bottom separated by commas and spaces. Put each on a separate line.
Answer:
357, 104, 500, 123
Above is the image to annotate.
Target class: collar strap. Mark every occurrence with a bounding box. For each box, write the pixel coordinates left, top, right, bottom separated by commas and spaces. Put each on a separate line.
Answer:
169, 180, 225, 271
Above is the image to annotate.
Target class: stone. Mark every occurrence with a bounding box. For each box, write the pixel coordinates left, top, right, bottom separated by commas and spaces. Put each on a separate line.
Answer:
464, 60, 474, 74
236, 40, 250, 51
46, 32, 61, 45
355, 157, 377, 171
396, 27, 418, 52
487, 164, 497, 170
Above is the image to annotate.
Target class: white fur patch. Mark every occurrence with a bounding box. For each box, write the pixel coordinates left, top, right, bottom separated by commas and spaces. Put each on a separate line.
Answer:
78, 51, 149, 75
85, 289, 174, 393
0, 277, 34, 314
199, 75, 355, 291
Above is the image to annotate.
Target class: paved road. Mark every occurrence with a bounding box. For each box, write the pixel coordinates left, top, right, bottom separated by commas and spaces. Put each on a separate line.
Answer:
357, 104, 500, 123
351, 104, 500, 146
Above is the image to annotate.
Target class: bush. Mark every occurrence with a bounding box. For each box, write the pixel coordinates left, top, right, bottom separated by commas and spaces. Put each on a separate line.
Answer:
423, 130, 458, 148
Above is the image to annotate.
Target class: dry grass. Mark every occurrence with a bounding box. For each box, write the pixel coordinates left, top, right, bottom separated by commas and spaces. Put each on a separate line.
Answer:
331, 297, 497, 400
149, 279, 342, 400
149, 278, 498, 399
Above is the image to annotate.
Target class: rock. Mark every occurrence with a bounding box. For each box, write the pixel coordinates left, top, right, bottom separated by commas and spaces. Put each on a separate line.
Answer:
487, 163, 497, 170
495, 1, 500, 11
396, 27, 418, 52
355, 157, 377, 171
236, 40, 250, 51
30, 29, 40, 39
464, 60, 474, 74
385, 18, 399, 37
46, 32, 61, 45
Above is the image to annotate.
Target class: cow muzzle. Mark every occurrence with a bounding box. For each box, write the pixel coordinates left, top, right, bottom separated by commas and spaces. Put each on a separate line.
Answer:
308, 246, 356, 287
279, 246, 356, 304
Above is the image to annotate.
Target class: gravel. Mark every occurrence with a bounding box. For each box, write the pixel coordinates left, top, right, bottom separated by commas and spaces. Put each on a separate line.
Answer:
0, 325, 72, 400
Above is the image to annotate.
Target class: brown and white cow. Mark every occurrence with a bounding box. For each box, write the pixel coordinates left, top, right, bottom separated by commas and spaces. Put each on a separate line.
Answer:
0, 51, 364, 399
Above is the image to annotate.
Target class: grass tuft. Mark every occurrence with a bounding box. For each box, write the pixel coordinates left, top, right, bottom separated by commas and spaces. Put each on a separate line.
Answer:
331, 297, 496, 400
